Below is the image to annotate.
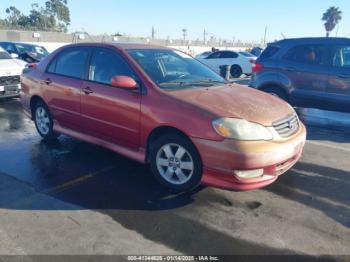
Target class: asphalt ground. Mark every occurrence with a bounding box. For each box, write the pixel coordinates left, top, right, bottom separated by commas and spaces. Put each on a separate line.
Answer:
0, 98, 349, 260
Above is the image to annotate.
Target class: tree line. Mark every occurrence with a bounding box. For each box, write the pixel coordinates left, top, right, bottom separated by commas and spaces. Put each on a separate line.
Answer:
0, 0, 70, 32
0, 2, 344, 38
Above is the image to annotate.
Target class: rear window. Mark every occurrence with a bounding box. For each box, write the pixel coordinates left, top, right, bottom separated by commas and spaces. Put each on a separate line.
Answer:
48, 48, 90, 79
239, 52, 255, 57
259, 45, 280, 59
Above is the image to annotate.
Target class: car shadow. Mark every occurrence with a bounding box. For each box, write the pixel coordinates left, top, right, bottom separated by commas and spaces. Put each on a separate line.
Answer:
305, 126, 350, 143
0, 136, 206, 211
265, 162, 350, 228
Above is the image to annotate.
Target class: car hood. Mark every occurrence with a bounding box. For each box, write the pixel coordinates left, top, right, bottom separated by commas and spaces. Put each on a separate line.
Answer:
0, 59, 25, 77
167, 84, 295, 126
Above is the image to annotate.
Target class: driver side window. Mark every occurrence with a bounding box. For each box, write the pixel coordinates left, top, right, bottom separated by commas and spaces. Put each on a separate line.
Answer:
89, 48, 136, 85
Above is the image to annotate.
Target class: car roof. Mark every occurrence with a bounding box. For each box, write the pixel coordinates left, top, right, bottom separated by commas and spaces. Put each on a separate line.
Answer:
272, 37, 350, 46
62, 42, 170, 51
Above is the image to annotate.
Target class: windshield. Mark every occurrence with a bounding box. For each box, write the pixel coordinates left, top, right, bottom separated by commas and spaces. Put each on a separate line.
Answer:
239, 51, 255, 57
0, 51, 12, 60
15, 43, 49, 57
128, 49, 226, 90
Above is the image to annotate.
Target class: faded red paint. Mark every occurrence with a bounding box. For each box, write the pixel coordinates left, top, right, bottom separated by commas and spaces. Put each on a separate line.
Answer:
20, 43, 306, 191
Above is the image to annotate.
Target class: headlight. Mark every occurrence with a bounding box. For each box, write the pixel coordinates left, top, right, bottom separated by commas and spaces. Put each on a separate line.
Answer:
212, 118, 273, 141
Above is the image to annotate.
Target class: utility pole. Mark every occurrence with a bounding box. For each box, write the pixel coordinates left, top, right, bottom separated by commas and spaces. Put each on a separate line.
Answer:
203, 29, 208, 44
263, 26, 268, 46
151, 26, 155, 39
182, 28, 187, 43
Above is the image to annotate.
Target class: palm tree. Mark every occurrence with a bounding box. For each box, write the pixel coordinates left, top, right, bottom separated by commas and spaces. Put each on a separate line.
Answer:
322, 7, 342, 37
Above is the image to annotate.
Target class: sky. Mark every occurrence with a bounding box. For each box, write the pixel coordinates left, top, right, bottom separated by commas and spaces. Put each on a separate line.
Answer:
1, 0, 350, 43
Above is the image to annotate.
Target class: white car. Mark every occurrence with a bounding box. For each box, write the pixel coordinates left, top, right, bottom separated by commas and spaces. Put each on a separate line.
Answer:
195, 51, 213, 59
0, 47, 26, 98
197, 50, 257, 78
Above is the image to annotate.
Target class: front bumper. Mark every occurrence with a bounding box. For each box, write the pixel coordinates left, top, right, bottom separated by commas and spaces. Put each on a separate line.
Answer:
0, 84, 21, 98
192, 123, 306, 191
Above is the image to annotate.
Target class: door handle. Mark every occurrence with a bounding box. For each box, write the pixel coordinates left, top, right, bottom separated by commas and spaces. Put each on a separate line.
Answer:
83, 87, 94, 95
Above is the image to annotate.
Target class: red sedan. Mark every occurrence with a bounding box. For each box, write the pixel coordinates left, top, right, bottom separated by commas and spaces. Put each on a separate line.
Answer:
20, 43, 306, 192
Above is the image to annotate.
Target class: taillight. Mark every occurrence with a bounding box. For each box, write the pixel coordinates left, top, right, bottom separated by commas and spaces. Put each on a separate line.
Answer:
25, 63, 38, 69
252, 62, 263, 73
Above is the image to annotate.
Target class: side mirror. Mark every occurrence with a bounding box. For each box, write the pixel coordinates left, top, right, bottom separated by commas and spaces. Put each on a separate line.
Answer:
10, 53, 19, 59
111, 76, 138, 90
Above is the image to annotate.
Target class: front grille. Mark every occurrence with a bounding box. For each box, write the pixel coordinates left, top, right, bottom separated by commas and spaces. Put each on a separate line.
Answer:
0, 75, 20, 86
273, 114, 299, 138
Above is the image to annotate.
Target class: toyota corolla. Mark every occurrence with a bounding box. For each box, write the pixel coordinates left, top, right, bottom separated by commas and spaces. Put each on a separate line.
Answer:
20, 43, 306, 192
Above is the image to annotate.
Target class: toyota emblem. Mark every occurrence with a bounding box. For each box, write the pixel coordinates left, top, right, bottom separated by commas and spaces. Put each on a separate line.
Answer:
288, 121, 295, 130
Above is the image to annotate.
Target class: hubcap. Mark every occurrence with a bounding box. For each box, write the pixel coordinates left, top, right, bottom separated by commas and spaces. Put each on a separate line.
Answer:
35, 107, 50, 135
156, 143, 194, 185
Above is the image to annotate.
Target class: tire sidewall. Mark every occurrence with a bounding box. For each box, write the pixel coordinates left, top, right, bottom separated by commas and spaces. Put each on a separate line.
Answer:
149, 134, 203, 192
33, 101, 57, 140
231, 65, 242, 78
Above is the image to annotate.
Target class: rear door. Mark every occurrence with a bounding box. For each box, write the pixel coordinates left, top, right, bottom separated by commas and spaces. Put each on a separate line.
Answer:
281, 44, 330, 109
327, 44, 350, 112
42, 47, 90, 131
81, 47, 142, 149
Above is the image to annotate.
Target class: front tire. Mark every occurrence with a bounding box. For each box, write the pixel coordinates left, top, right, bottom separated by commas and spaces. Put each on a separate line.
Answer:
33, 101, 60, 141
149, 134, 202, 192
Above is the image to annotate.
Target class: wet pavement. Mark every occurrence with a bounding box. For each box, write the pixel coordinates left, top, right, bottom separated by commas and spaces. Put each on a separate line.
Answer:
0, 98, 349, 256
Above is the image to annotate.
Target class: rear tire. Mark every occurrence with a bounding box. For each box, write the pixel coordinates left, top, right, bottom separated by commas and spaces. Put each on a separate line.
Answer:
149, 134, 202, 192
33, 101, 60, 141
230, 65, 242, 78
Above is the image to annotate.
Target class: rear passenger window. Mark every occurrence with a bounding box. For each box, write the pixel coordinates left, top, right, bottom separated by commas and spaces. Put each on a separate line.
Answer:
283, 45, 327, 65
219, 51, 238, 59
51, 48, 90, 79
259, 45, 280, 59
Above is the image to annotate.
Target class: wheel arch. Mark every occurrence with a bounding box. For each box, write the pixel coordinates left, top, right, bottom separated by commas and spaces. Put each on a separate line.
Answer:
29, 95, 46, 119
145, 125, 201, 163
259, 83, 290, 100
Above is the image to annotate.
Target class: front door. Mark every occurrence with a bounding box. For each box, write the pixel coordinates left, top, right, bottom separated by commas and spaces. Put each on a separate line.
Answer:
327, 44, 350, 113
281, 44, 330, 109
81, 47, 142, 149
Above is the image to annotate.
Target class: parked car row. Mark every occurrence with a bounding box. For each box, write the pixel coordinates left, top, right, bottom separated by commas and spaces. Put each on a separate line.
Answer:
0, 42, 50, 99
5, 37, 349, 192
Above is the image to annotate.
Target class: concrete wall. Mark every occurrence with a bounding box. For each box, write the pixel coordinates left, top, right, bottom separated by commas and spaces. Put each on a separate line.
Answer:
0, 29, 254, 55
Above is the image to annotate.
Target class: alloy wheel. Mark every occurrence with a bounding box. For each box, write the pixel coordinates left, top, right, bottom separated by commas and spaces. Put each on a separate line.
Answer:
35, 106, 50, 135
156, 143, 194, 185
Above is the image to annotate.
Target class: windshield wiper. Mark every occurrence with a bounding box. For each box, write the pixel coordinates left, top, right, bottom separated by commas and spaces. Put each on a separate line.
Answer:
187, 79, 227, 85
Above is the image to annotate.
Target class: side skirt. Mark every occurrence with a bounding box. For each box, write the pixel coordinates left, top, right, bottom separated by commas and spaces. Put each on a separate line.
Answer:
53, 122, 146, 164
